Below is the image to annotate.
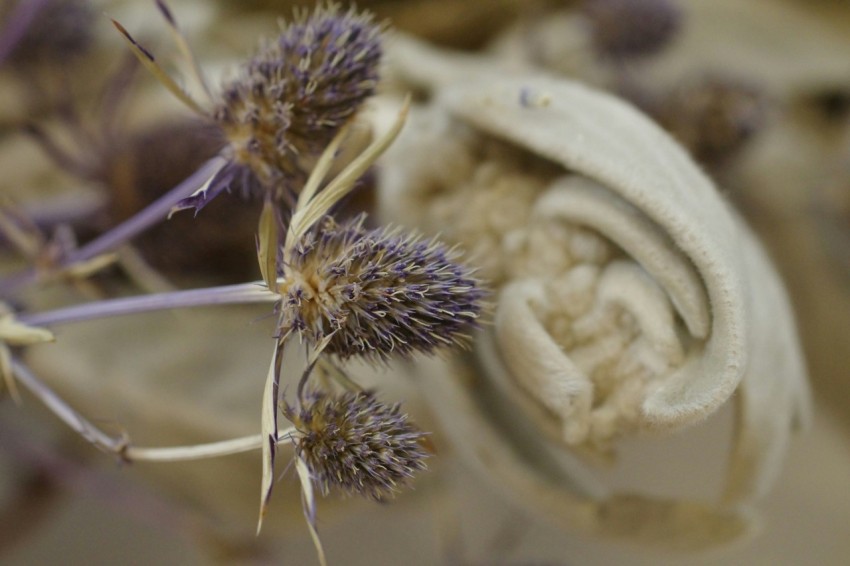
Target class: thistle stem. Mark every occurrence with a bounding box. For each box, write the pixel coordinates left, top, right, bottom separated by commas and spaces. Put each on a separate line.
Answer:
11, 358, 129, 455
126, 427, 296, 462
11, 356, 296, 463
66, 157, 226, 263
22, 190, 106, 233
0, 157, 226, 298
18, 281, 280, 328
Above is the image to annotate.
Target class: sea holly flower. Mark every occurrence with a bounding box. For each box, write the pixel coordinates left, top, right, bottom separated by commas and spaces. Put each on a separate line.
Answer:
210, 5, 383, 204
0, 3, 389, 296
283, 390, 429, 500
2, 5, 482, 565
277, 214, 486, 363
113, 2, 384, 214
228, 93, 487, 550
581, 0, 682, 60
0, 0, 94, 68
653, 73, 768, 168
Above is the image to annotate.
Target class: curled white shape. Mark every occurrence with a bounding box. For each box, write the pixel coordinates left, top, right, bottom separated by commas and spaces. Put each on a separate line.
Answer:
377, 35, 810, 548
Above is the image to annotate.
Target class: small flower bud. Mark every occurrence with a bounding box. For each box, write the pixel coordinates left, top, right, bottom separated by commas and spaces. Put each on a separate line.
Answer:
582, 0, 682, 60
213, 4, 383, 198
284, 390, 429, 500
657, 74, 767, 167
278, 215, 486, 362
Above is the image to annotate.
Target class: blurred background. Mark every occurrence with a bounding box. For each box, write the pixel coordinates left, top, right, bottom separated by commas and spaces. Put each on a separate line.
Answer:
2, 0, 850, 564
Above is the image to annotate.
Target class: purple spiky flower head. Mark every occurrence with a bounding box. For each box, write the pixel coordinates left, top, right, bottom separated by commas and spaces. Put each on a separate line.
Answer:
284, 390, 429, 500
581, 0, 682, 60
212, 4, 383, 201
278, 214, 486, 362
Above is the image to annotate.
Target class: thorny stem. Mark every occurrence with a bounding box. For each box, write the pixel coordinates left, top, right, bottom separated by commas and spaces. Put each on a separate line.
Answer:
0, 158, 226, 298
18, 282, 280, 328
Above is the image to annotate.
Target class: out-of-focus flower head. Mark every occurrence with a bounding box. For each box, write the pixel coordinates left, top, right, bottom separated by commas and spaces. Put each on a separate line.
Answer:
656, 74, 767, 167
0, 0, 94, 69
581, 0, 682, 60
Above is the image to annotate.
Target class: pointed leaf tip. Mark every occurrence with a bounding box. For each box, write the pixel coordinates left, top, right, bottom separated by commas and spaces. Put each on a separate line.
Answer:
155, 0, 177, 27
110, 19, 155, 61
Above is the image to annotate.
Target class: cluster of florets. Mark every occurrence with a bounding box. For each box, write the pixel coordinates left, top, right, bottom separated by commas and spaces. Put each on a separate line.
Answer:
5, 0, 94, 68
284, 390, 429, 500
278, 215, 485, 362
581, 0, 682, 60
656, 74, 766, 166
212, 5, 383, 198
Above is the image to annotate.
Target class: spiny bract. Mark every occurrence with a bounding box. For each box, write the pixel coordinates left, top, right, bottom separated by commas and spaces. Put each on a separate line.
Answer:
285, 390, 429, 500
278, 214, 485, 362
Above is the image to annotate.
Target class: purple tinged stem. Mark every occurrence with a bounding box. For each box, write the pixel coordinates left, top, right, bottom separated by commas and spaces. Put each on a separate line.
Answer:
0, 158, 225, 298
11, 357, 127, 454
18, 281, 278, 328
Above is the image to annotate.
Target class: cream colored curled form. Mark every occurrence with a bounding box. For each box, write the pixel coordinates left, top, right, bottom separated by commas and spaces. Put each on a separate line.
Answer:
376, 37, 811, 550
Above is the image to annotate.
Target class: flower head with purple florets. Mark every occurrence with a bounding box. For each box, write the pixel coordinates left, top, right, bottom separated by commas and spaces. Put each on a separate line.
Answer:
182, 4, 384, 212
278, 214, 486, 363
113, 3, 384, 215
284, 390, 429, 500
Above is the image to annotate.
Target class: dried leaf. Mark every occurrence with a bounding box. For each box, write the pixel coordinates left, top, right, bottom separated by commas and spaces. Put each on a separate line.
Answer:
155, 0, 212, 99
296, 455, 327, 566
111, 19, 205, 115
0, 345, 21, 404
257, 339, 285, 535
295, 124, 351, 212
287, 96, 411, 250
257, 197, 279, 293
0, 314, 55, 346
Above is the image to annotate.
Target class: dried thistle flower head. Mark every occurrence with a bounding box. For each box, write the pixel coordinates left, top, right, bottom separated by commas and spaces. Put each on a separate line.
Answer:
284, 390, 429, 500
213, 4, 383, 198
3, 0, 94, 68
278, 214, 485, 362
581, 0, 682, 60
657, 74, 767, 167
